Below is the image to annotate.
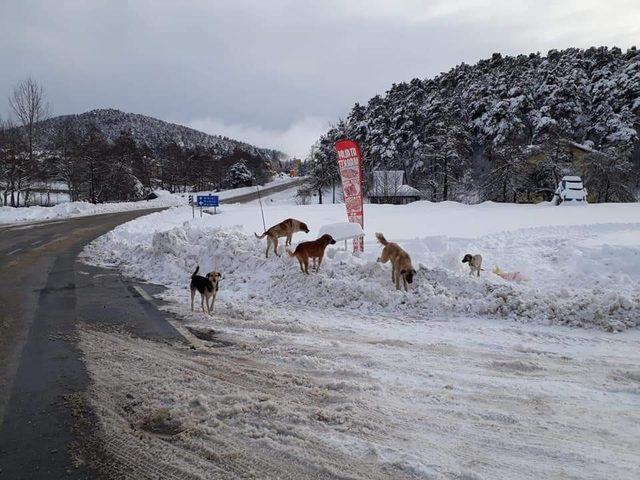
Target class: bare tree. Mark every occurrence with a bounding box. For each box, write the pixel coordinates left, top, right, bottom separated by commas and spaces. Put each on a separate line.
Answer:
9, 77, 49, 162
53, 117, 83, 201
0, 117, 26, 206
8, 78, 49, 205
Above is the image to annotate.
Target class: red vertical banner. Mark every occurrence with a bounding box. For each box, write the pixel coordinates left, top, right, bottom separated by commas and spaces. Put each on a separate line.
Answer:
335, 139, 364, 252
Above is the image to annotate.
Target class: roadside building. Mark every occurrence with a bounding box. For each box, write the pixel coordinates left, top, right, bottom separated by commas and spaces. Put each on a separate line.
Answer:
368, 170, 421, 205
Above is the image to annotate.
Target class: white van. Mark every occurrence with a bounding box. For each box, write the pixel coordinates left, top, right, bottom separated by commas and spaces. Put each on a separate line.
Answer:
553, 176, 587, 205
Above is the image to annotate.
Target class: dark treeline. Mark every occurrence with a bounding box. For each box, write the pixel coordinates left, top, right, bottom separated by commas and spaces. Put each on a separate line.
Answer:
308, 47, 640, 203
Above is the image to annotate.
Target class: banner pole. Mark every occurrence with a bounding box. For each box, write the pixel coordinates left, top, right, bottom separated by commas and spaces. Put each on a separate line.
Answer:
256, 185, 266, 232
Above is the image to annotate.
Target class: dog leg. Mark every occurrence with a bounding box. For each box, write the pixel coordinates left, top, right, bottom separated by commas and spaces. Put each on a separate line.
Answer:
316, 254, 323, 272
403, 276, 408, 292
190, 288, 195, 311
297, 258, 305, 273
395, 270, 401, 290
265, 240, 270, 258
274, 238, 280, 257
201, 294, 206, 314
286, 234, 292, 246
303, 258, 309, 274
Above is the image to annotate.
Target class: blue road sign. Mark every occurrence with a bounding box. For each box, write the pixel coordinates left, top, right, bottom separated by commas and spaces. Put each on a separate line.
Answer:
196, 194, 219, 207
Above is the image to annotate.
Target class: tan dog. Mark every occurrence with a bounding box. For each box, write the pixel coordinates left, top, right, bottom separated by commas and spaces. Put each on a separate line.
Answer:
255, 218, 310, 258
462, 254, 483, 277
376, 232, 416, 291
287, 234, 336, 274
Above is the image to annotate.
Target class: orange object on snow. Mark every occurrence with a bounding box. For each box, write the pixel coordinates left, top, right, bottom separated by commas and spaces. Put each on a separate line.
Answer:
493, 267, 528, 282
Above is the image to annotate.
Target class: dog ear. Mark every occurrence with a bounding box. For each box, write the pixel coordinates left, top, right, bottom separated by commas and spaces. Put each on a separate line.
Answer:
400, 269, 406, 275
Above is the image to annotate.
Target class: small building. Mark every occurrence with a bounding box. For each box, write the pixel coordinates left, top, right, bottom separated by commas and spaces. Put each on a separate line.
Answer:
368, 170, 421, 205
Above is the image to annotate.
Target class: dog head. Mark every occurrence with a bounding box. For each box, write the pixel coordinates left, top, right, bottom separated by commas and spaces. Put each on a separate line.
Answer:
462, 254, 472, 264
319, 234, 336, 245
300, 222, 310, 233
400, 268, 417, 284
207, 271, 222, 285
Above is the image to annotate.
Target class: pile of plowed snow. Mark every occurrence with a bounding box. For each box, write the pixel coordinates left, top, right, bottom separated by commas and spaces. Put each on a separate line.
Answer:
85, 212, 640, 331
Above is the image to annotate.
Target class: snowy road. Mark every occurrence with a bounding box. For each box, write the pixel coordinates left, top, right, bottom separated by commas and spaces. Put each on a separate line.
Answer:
81, 305, 640, 479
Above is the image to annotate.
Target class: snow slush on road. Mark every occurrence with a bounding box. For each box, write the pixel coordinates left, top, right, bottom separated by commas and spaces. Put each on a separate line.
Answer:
80, 199, 640, 479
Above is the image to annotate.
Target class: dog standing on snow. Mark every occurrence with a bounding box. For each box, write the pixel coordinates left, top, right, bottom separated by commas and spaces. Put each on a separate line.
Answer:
255, 218, 310, 258
190, 266, 222, 315
287, 234, 336, 274
376, 232, 416, 291
462, 254, 483, 277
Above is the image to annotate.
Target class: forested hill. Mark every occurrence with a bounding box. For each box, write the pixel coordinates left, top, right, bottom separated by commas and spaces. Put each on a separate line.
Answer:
1, 108, 286, 205
38, 108, 283, 162
310, 47, 640, 203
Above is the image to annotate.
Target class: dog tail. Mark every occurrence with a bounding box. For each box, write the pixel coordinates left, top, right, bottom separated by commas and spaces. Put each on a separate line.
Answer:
192, 265, 200, 277
375, 232, 388, 246
254, 232, 267, 239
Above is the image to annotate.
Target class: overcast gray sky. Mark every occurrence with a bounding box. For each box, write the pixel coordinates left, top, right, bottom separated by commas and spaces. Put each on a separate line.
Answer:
1, 0, 639, 156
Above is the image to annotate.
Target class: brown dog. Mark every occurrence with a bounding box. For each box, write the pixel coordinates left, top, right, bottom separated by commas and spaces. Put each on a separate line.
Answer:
287, 234, 336, 274
255, 218, 310, 258
376, 232, 416, 291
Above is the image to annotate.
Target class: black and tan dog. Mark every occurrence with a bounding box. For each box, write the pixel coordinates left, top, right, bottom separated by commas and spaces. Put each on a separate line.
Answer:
287, 234, 336, 274
190, 266, 222, 315
376, 232, 416, 291
255, 218, 310, 258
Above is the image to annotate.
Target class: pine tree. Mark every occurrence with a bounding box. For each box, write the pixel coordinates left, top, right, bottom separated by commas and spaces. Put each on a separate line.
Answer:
223, 161, 254, 189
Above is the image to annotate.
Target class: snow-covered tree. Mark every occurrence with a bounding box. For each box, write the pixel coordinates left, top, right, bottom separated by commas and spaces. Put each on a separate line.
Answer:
223, 161, 254, 189
311, 47, 640, 203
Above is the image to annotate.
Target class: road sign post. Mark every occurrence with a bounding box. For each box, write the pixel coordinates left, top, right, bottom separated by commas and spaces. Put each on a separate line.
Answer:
196, 194, 220, 216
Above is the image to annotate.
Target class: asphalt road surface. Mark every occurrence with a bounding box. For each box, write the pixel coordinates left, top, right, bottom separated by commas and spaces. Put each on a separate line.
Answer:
218, 177, 305, 204
0, 209, 188, 479
0, 178, 305, 479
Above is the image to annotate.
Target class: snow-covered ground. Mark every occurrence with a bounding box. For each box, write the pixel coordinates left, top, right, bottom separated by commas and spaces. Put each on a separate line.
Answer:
0, 176, 298, 225
80, 198, 640, 478
80, 307, 640, 479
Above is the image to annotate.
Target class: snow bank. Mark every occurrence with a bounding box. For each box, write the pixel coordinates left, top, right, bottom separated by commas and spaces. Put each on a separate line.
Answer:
0, 176, 299, 225
0, 190, 178, 224
85, 201, 640, 331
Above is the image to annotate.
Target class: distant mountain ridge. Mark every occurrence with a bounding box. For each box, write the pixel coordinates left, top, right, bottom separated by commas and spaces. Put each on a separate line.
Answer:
38, 108, 284, 162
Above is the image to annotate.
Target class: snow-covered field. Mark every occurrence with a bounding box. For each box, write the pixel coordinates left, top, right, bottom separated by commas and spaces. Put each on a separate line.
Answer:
0, 176, 298, 225
80, 196, 640, 479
